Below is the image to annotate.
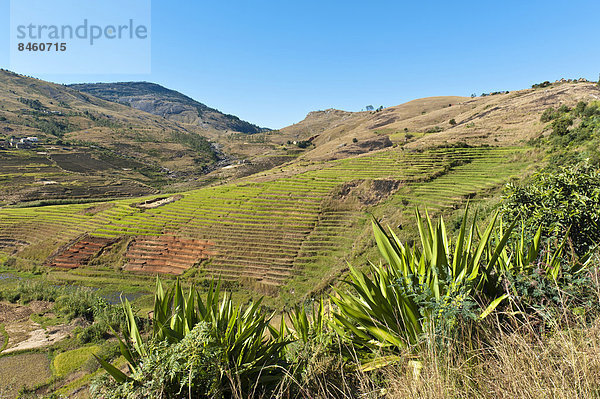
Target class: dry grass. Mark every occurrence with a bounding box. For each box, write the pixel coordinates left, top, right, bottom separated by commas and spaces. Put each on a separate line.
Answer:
382, 314, 600, 399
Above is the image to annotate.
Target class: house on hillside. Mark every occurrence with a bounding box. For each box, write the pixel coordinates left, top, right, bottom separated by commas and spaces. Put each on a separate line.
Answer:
16, 140, 33, 149
10, 136, 39, 149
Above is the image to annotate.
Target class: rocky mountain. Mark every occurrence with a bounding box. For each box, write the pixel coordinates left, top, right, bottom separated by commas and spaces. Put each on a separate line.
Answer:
69, 82, 268, 134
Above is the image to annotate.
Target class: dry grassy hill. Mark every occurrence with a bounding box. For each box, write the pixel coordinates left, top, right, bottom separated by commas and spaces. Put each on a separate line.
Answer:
270, 82, 600, 161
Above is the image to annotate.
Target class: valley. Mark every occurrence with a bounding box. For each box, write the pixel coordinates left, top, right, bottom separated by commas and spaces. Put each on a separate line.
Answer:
1, 72, 599, 398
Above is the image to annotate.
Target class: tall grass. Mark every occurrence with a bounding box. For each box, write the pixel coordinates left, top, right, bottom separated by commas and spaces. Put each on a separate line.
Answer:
382, 310, 600, 399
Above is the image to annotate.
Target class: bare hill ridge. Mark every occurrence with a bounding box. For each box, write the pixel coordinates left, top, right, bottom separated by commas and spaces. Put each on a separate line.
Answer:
273, 83, 600, 161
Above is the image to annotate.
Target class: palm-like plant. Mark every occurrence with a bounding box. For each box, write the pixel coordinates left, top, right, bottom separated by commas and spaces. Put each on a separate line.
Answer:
331, 207, 516, 352
492, 222, 593, 281
96, 278, 288, 394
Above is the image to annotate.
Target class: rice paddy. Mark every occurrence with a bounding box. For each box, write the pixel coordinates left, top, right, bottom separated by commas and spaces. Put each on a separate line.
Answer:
0, 145, 532, 294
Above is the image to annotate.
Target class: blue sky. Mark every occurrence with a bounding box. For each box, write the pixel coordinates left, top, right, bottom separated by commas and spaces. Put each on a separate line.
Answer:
1, 0, 599, 129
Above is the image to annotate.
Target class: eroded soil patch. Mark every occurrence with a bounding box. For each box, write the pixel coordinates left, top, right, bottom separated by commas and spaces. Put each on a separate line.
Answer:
0, 301, 74, 354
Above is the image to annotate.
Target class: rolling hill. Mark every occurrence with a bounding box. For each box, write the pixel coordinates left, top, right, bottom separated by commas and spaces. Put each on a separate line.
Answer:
0, 70, 226, 204
271, 82, 600, 161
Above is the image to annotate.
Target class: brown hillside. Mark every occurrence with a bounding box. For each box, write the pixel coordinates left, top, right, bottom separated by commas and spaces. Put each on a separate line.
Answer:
273, 82, 600, 161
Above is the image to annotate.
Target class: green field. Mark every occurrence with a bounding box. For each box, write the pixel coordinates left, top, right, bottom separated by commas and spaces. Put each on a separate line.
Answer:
0, 352, 52, 397
0, 145, 533, 300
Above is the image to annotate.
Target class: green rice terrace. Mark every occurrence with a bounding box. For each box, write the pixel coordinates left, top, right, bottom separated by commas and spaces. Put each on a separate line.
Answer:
0, 145, 532, 300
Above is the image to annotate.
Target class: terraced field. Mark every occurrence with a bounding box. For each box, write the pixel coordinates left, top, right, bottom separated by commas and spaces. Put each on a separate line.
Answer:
0, 149, 155, 205
0, 146, 531, 291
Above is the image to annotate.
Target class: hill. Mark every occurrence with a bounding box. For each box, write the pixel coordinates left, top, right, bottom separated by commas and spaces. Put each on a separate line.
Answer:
270, 82, 600, 161
1, 78, 599, 304
68, 82, 268, 134
0, 70, 221, 205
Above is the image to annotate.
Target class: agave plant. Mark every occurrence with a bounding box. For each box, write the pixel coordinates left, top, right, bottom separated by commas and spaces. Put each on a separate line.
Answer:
96, 278, 288, 394
282, 298, 328, 343
331, 206, 516, 353
491, 222, 593, 281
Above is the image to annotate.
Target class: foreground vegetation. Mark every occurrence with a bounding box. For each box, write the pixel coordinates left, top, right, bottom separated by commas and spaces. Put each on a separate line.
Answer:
89, 195, 599, 397
2, 88, 600, 398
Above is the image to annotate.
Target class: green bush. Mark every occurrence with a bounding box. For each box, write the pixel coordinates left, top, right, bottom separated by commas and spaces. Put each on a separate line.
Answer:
331, 207, 515, 353
551, 116, 573, 136
331, 203, 590, 359
0, 280, 64, 303
541, 107, 558, 122
501, 164, 600, 257
425, 126, 443, 133
91, 324, 222, 398
54, 290, 107, 322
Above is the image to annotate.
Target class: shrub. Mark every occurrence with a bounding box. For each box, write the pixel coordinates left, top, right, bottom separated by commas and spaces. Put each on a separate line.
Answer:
449, 119, 456, 126
331, 207, 515, 354
574, 101, 588, 117
279, 301, 358, 396
540, 107, 558, 123
501, 164, 600, 257
0, 280, 63, 303
551, 116, 573, 136
91, 326, 222, 398
54, 289, 108, 322
331, 204, 588, 359
425, 126, 443, 134
532, 81, 551, 89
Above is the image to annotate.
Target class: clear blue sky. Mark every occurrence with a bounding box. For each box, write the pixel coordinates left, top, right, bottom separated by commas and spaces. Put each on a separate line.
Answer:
1, 0, 599, 129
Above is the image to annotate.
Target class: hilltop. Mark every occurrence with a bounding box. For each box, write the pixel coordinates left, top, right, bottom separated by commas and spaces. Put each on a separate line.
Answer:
69, 82, 268, 134
270, 82, 600, 161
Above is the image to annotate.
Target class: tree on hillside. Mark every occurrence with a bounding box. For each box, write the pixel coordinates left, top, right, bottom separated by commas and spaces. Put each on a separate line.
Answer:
365, 105, 374, 111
